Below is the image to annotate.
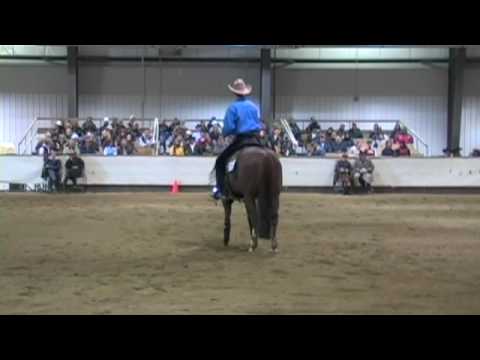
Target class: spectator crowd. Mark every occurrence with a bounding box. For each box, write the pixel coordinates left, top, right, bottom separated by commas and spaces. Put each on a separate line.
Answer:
34, 116, 417, 159
267, 118, 416, 158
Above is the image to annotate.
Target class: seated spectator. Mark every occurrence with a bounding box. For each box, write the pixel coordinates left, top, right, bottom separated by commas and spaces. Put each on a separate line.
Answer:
193, 133, 209, 155
325, 133, 338, 153
305, 117, 321, 134
71, 119, 84, 137
349, 122, 364, 139
63, 140, 78, 155
65, 127, 73, 141
397, 142, 411, 157
101, 129, 113, 148
209, 123, 223, 142
117, 137, 137, 156
338, 133, 354, 153
126, 115, 136, 130
395, 127, 414, 145
390, 121, 402, 140
310, 133, 329, 156
332, 135, 344, 153
82, 117, 97, 134
271, 128, 283, 154
63, 152, 85, 189
370, 123, 386, 142
35, 135, 52, 160
288, 118, 302, 142
333, 152, 353, 189
348, 141, 361, 158
362, 140, 376, 157
337, 124, 346, 138
258, 129, 272, 149
170, 137, 186, 156
381, 140, 396, 157
80, 133, 99, 154
103, 141, 118, 156
52, 133, 67, 153
42, 151, 62, 192
325, 127, 335, 141
54, 120, 65, 136
100, 118, 110, 134
138, 129, 155, 148
353, 151, 375, 193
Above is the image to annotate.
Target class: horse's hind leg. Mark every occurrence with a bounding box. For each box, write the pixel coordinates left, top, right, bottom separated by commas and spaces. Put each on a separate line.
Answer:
223, 199, 233, 247
244, 197, 258, 252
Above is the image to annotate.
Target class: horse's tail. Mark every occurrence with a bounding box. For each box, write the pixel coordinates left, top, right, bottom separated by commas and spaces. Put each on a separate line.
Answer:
256, 153, 280, 239
209, 160, 218, 186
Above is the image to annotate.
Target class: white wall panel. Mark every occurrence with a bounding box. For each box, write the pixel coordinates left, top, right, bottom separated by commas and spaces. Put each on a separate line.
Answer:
78, 63, 261, 120
0, 62, 463, 157
3, 156, 480, 188
275, 69, 448, 155
460, 69, 480, 156
0, 65, 67, 146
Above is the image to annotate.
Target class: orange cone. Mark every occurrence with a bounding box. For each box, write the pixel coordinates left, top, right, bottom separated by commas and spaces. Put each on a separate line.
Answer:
171, 180, 181, 194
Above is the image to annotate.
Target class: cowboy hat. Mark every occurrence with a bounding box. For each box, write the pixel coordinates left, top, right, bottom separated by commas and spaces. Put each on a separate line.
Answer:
228, 78, 252, 96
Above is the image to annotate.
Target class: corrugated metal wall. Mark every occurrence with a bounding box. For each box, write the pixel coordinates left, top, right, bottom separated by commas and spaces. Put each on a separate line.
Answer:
0, 65, 68, 146
78, 63, 260, 119
2, 62, 476, 157
460, 69, 480, 156
275, 69, 448, 156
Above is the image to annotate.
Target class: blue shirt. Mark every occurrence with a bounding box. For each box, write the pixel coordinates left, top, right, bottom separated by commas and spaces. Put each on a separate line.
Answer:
104, 145, 118, 156
223, 97, 262, 137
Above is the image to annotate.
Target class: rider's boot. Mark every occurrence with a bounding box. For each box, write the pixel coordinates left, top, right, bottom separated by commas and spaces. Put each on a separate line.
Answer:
211, 186, 224, 201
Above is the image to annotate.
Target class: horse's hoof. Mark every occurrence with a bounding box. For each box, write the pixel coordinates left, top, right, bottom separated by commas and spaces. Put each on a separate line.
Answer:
248, 247, 254, 253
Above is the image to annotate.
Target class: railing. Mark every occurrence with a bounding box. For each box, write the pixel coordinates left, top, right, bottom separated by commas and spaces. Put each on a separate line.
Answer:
399, 121, 430, 157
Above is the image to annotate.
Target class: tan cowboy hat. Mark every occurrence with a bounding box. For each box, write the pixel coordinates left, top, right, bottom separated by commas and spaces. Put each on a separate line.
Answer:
228, 78, 252, 96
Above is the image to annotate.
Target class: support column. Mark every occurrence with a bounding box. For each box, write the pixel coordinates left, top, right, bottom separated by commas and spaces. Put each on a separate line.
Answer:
260, 48, 272, 124
67, 46, 79, 118
447, 47, 466, 156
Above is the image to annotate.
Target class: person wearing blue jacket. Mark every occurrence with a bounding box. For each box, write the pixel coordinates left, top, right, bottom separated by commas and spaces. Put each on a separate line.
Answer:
212, 78, 263, 200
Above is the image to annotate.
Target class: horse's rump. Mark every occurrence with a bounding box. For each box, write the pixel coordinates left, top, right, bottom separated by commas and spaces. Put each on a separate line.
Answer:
234, 147, 282, 239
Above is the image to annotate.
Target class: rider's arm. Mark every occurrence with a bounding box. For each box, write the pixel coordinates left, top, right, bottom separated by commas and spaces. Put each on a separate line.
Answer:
223, 106, 237, 137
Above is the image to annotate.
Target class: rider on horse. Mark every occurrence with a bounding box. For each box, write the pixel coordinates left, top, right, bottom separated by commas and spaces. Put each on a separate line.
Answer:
212, 78, 263, 200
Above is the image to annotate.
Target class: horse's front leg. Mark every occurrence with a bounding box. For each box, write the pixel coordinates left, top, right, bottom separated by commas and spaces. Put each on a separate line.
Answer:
244, 198, 258, 252
223, 199, 233, 247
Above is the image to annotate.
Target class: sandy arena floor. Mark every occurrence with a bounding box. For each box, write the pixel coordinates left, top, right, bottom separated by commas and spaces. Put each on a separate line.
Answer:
1, 192, 480, 314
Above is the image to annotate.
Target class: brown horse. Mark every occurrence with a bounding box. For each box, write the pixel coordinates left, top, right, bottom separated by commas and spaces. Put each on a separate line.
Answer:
221, 146, 283, 253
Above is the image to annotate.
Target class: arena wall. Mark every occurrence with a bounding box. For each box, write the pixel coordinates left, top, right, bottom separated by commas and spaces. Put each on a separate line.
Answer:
461, 69, 480, 156
2, 63, 480, 157
2, 156, 480, 188
275, 68, 448, 156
